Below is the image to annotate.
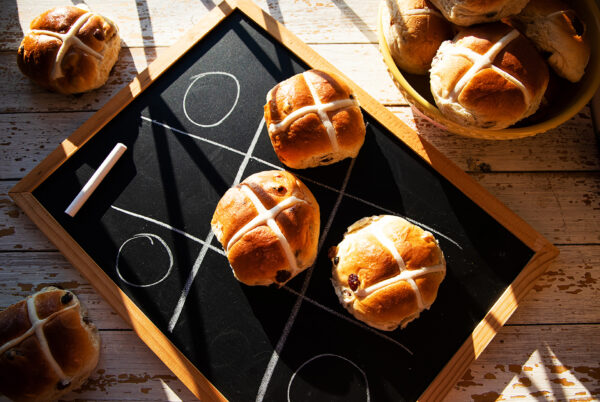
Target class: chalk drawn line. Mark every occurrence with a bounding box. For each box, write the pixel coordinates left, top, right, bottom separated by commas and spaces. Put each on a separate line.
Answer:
183, 72, 241, 128
141, 117, 461, 249
115, 233, 174, 288
167, 117, 265, 332
287, 353, 370, 402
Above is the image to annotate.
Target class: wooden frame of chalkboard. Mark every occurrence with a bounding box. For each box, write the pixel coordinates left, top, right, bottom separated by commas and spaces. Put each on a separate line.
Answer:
10, 0, 559, 400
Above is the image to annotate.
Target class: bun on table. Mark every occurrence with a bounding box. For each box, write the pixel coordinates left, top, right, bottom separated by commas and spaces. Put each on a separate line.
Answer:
17, 5, 120, 94
0, 287, 100, 402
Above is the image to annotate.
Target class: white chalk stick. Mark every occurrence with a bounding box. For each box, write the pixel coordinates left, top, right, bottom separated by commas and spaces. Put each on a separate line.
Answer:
65, 143, 127, 217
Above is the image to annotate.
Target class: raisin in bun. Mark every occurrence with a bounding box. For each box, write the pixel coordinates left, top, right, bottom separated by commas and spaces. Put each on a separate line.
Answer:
0, 287, 100, 402
508, 0, 591, 83
264, 69, 366, 169
212, 170, 320, 287
429, 0, 530, 26
17, 5, 120, 94
330, 215, 446, 331
381, 0, 453, 74
430, 22, 549, 129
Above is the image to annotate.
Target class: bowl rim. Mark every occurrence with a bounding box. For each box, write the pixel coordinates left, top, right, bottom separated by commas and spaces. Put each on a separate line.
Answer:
377, 0, 600, 139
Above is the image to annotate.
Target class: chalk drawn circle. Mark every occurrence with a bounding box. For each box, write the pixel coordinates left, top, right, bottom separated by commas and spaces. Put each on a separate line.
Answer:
287, 354, 370, 402
116, 233, 174, 288
183, 72, 240, 128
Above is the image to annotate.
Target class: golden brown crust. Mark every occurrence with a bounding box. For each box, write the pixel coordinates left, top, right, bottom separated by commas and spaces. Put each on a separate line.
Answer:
331, 215, 446, 331
508, 0, 591, 82
382, 0, 453, 74
264, 69, 366, 169
0, 287, 100, 402
212, 171, 320, 286
17, 6, 120, 94
430, 22, 549, 129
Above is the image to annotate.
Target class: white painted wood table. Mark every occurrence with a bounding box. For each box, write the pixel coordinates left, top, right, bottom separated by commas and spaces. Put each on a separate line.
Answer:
1, 1, 599, 401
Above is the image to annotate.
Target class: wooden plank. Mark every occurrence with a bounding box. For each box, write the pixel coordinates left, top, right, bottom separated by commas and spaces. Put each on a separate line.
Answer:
1, 181, 54, 251
445, 324, 600, 401
1, 108, 597, 180
474, 172, 600, 245
2, 0, 380, 52
390, 106, 600, 172
0, 112, 93, 180
509, 245, 600, 325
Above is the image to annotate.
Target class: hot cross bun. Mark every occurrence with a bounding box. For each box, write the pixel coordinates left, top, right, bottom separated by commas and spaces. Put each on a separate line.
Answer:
381, 0, 453, 75
430, 22, 549, 129
212, 170, 320, 287
330, 215, 446, 331
508, 0, 591, 83
264, 70, 366, 169
0, 287, 100, 401
17, 5, 120, 94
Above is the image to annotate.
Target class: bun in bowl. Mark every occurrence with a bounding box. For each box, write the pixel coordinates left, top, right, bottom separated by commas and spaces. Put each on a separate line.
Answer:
330, 215, 446, 331
509, 0, 591, 83
429, 0, 529, 26
381, 0, 453, 75
430, 22, 549, 129
264, 69, 366, 169
17, 5, 120, 94
212, 170, 320, 287
0, 287, 100, 402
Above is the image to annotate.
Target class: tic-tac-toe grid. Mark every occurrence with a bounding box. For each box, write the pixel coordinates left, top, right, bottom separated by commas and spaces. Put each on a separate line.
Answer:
31, 11, 535, 402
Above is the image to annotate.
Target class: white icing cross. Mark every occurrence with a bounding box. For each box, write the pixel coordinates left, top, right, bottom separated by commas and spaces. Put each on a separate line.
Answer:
444, 29, 531, 106
267, 72, 360, 153
399, 8, 443, 17
29, 12, 106, 80
226, 184, 307, 277
352, 217, 445, 310
0, 295, 78, 384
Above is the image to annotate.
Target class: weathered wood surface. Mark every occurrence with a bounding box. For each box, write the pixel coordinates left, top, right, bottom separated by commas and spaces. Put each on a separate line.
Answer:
1, 0, 599, 401
3, 0, 380, 51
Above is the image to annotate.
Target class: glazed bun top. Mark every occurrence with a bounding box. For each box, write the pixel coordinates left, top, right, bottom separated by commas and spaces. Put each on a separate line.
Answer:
430, 22, 549, 129
331, 215, 446, 331
264, 69, 366, 169
212, 170, 320, 287
17, 5, 120, 94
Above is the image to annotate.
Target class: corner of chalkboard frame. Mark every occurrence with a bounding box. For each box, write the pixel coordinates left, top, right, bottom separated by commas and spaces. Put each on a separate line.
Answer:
8, 0, 560, 401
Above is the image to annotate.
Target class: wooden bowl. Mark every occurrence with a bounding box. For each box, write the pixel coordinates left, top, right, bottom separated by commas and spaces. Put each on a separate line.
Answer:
377, 0, 600, 140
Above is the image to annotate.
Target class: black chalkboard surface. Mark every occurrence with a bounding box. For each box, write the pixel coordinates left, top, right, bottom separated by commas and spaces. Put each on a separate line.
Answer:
10, 1, 558, 401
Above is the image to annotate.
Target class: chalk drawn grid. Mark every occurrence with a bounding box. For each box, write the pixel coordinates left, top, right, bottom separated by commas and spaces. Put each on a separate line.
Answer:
105, 70, 462, 402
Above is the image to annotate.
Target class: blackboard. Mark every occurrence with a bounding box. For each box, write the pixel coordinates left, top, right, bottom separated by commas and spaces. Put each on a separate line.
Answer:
10, 1, 559, 401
